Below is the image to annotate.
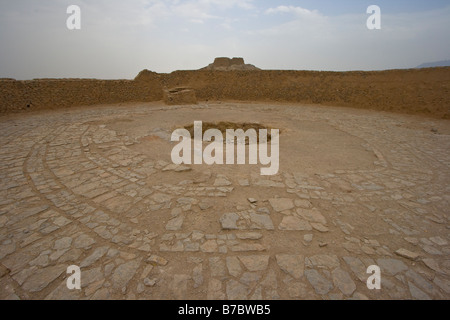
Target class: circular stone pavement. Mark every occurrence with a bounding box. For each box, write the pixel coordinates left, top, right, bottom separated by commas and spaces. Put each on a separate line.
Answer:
0, 102, 449, 300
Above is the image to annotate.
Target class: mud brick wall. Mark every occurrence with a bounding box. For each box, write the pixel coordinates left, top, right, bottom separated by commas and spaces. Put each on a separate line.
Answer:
1, 67, 449, 118
0, 77, 162, 113
162, 68, 450, 119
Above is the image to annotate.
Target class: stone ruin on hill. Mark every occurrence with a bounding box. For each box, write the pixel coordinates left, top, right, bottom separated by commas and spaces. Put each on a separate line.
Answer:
202, 57, 260, 71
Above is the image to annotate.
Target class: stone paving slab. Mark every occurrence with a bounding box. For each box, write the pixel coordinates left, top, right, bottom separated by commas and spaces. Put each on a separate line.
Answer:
0, 102, 449, 300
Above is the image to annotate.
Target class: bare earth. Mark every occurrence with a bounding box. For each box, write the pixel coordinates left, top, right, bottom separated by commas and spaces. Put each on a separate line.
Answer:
0, 101, 449, 300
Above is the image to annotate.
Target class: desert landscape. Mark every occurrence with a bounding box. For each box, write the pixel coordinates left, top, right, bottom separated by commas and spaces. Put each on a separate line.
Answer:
0, 57, 449, 300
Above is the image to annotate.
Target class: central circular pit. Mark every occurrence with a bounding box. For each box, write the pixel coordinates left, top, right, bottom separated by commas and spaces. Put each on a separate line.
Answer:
105, 105, 378, 175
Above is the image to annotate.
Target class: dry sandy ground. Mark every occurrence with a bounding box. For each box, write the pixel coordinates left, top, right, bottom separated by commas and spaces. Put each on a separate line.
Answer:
0, 101, 449, 300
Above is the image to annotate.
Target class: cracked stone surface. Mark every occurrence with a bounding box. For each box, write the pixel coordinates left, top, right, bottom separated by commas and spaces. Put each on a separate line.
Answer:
0, 102, 449, 300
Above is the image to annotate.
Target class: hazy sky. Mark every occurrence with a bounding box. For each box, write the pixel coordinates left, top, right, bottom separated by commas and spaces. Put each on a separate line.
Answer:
1, 0, 449, 79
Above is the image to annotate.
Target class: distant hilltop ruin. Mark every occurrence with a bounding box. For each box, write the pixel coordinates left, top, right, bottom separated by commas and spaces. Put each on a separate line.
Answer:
202, 57, 260, 71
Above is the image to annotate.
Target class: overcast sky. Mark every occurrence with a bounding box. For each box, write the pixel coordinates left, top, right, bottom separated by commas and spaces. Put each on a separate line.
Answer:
1, 0, 449, 79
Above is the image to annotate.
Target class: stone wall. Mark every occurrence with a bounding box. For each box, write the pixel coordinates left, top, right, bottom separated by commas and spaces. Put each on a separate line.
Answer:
160, 68, 450, 118
1, 67, 449, 118
0, 77, 162, 113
